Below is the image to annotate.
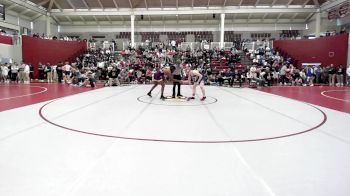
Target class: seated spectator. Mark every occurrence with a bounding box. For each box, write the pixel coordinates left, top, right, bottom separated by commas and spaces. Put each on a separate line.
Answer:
82, 69, 95, 88
107, 66, 121, 86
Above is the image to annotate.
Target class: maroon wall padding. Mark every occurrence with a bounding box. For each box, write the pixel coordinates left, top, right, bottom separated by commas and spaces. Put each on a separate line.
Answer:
22, 35, 87, 78
273, 33, 348, 68
0, 35, 13, 45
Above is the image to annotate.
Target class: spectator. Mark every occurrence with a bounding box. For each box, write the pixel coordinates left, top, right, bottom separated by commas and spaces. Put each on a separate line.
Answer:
306, 65, 314, 86
10, 63, 19, 83
63, 62, 72, 84
315, 66, 322, 84
45, 63, 53, 83
107, 66, 121, 86
328, 64, 336, 86
336, 64, 344, 87
18, 62, 25, 83
56, 62, 63, 83
82, 68, 95, 88
347, 66, 350, 86
23, 63, 30, 84
38, 62, 45, 82
1, 64, 9, 83
279, 64, 287, 85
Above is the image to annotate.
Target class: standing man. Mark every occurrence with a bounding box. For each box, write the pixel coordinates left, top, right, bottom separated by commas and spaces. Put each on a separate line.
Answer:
172, 59, 183, 98
45, 63, 52, 83
38, 62, 45, 82
63, 62, 72, 84
23, 63, 30, 84
347, 65, 350, 86
56, 62, 63, 83
279, 64, 287, 85
1, 64, 9, 83
306, 65, 315, 86
328, 64, 336, 86
336, 64, 344, 87
10, 63, 19, 83
18, 62, 25, 83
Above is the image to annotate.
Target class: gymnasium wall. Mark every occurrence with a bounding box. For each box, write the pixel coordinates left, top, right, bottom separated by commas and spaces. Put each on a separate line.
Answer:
303, 12, 340, 36
60, 23, 306, 34
3, 13, 31, 30
22, 35, 87, 78
0, 44, 22, 63
273, 33, 348, 68
0, 35, 13, 45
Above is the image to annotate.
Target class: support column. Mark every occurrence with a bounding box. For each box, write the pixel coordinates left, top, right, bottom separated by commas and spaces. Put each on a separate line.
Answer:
46, 14, 51, 37
220, 13, 225, 49
315, 12, 321, 38
131, 14, 135, 48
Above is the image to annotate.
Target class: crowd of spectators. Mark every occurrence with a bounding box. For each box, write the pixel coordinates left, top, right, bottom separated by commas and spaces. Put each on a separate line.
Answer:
243, 45, 349, 87
1, 39, 350, 88
31, 33, 82, 41
0, 62, 32, 84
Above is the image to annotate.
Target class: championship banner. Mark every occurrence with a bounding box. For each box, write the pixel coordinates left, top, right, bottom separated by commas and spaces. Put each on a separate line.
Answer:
328, 9, 337, 20
339, 3, 349, 18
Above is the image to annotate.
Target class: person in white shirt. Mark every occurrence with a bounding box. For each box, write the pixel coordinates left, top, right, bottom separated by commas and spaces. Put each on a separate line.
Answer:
52, 64, 57, 82
346, 66, 350, 86
1, 64, 9, 83
23, 63, 30, 84
63, 62, 72, 83
171, 40, 176, 49
10, 63, 19, 83
18, 62, 26, 83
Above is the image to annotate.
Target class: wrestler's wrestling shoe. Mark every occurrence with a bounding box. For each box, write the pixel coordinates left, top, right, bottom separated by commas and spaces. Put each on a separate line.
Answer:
187, 97, 195, 101
160, 95, 165, 100
147, 92, 152, 97
200, 97, 206, 101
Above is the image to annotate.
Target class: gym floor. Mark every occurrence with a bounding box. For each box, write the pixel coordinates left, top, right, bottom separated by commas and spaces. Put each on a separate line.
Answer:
0, 84, 349, 196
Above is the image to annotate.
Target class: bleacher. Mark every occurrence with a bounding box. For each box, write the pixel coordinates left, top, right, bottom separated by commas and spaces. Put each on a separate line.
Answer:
116, 32, 131, 39
251, 33, 271, 40
193, 31, 213, 42
279, 30, 299, 38
165, 32, 186, 42
274, 47, 299, 68
140, 32, 160, 42
224, 31, 241, 42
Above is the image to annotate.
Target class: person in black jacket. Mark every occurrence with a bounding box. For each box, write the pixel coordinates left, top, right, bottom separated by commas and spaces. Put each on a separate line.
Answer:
56, 62, 63, 83
172, 60, 183, 98
38, 62, 45, 82
107, 66, 121, 86
263, 67, 273, 87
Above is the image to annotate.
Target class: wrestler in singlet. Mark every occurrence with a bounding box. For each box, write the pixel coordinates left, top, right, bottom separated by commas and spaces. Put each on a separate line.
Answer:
147, 65, 165, 99
186, 68, 206, 101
